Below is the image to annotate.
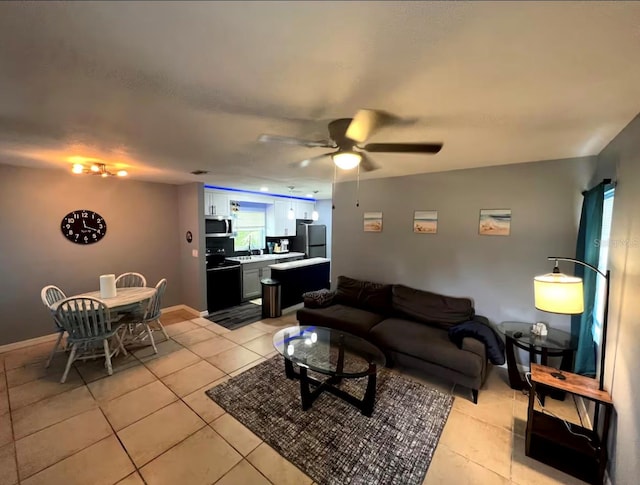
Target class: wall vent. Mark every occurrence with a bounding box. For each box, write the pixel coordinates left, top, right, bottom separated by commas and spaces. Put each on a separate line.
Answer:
190, 170, 209, 175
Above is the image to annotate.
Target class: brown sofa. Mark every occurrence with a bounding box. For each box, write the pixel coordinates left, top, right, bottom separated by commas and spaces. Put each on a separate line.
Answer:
296, 276, 491, 403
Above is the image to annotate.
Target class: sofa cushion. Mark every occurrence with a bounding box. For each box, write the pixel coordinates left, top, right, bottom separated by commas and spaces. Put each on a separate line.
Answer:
333, 275, 393, 315
369, 318, 484, 377
391, 285, 474, 330
297, 304, 386, 338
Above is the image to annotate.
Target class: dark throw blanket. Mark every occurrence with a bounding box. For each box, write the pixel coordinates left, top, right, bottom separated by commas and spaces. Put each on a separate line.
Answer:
448, 321, 505, 365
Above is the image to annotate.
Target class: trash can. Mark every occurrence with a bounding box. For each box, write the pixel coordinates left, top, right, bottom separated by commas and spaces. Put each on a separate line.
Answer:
261, 278, 281, 318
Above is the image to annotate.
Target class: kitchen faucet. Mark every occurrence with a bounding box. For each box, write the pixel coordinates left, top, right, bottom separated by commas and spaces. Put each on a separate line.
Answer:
247, 235, 252, 256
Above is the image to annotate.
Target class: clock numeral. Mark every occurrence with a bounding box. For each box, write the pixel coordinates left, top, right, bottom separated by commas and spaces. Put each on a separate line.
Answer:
82, 212, 88, 218
92, 233, 97, 239
67, 218, 74, 224
97, 218, 102, 223
68, 230, 74, 235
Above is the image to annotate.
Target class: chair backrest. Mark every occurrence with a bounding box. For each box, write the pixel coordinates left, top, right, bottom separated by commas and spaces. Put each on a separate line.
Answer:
145, 278, 167, 320
41, 285, 66, 308
115, 272, 147, 288
54, 297, 112, 340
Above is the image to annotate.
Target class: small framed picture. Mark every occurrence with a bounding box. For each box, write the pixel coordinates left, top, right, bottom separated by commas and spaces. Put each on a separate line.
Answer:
364, 212, 383, 232
413, 211, 438, 234
479, 209, 511, 236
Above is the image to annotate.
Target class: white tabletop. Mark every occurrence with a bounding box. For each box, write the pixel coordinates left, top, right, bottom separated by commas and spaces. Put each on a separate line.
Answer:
51, 287, 156, 311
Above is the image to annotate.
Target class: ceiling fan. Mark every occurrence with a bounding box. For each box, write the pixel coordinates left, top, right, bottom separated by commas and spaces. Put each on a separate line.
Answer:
257, 109, 443, 172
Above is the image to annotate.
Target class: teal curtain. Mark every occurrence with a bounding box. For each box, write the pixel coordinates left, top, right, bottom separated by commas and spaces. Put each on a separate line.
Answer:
572, 183, 605, 376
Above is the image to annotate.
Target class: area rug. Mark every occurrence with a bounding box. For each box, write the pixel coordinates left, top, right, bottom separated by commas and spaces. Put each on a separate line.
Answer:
206, 356, 453, 485
206, 301, 262, 330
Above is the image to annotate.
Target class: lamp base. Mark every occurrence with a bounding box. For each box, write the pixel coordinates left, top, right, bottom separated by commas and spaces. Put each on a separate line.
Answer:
550, 371, 566, 380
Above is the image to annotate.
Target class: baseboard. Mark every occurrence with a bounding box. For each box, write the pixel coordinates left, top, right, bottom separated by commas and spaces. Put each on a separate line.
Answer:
0, 332, 60, 355
161, 304, 201, 316
0, 303, 202, 354
199, 310, 209, 317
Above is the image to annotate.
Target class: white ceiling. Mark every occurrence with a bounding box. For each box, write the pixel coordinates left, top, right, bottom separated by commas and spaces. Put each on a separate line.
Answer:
1, 1, 639, 198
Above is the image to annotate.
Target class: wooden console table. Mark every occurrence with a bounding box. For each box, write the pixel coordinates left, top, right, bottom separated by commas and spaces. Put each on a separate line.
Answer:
526, 364, 613, 485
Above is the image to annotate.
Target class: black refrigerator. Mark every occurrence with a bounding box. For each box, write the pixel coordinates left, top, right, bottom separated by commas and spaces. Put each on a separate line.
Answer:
292, 221, 327, 258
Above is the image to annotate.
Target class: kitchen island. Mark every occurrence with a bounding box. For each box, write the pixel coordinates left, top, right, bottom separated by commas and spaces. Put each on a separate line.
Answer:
269, 257, 330, 309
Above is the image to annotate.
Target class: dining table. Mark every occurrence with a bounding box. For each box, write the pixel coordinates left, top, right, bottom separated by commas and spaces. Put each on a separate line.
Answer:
50, 287, 156, 313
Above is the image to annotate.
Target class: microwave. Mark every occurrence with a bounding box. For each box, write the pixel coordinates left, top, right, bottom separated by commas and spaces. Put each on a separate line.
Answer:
205, 216, 234, 237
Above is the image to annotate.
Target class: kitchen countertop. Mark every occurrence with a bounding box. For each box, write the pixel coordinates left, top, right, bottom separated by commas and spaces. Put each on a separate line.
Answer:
226, 252, 305, 264
269, 257, 330, 271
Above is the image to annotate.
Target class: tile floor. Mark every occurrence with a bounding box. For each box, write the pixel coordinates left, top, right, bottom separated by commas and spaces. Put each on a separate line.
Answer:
0, 308, 588, 485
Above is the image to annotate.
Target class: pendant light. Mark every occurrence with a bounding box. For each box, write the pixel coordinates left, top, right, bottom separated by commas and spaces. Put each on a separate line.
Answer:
311, 190, 319, 221
287, 186, 295, 220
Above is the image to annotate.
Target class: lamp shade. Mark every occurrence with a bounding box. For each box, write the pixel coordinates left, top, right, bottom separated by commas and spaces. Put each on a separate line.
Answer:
332, 151, 361, 170
534, 272, 584, 314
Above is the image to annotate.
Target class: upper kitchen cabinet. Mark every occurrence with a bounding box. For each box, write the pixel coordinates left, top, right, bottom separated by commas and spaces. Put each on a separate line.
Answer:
204, 190, 230, 216
266, 199, 296, 237
295, 200, 315, 220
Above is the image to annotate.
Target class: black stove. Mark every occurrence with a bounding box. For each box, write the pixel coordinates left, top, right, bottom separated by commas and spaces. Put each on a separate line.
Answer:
206, 249, 242, 312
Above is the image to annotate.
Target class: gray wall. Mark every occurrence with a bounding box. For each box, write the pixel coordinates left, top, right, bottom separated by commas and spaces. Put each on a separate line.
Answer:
596, 113, 640, 485
315, 199, 333, 261
0, 164, 182, 345
177, 183, 206, 312
331, 156, 597, 333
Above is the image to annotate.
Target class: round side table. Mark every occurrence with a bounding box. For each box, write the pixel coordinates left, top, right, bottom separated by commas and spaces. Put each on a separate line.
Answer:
498, 321, 577, 399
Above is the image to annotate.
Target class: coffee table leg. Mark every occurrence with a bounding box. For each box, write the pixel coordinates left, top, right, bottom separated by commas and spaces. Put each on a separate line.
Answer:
361, 365, 377, 417
284, 357, 295, 379
299, 366, 312, 410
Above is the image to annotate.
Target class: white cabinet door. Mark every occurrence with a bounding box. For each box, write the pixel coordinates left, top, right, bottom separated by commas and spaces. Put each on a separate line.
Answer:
268, 199, 296, 236
242, 268, 261, 300
204, 191, 215, 215
211, 193, 230, 216
295, 201, 315, 220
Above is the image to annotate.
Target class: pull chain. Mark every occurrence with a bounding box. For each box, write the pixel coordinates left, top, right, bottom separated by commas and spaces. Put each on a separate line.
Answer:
356, 162, 360, 207
332, 163, 336, 210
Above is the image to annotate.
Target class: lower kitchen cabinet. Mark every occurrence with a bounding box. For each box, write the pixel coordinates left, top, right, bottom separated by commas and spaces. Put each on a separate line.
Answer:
242, 263, 275, 300
242, 267, 262, 300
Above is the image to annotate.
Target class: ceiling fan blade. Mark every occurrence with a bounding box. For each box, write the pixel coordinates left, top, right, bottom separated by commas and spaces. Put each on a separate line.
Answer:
258, 134, 333, 148
289, 151, 334, 169
345, 109, 393, 143
359, 152, 380, 172
363, 142, 443, 154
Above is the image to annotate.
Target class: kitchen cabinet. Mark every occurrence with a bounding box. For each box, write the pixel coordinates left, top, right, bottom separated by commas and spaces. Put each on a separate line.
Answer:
204, 191, 230, 216
240, 255, 303, 300
266, 199, 296, 237
242, 267, 262, 300
295, 201, 315, 220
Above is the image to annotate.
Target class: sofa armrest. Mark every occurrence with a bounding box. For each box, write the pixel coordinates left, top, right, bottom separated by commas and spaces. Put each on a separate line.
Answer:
461, 337, 486, 360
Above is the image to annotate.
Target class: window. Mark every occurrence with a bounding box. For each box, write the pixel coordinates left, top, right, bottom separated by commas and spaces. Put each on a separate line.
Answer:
234, 202, 266, 252
593, 187, 615, 344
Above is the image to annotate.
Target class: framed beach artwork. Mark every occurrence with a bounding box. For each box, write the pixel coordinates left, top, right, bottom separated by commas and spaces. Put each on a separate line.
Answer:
413, 211, 438, 234
363, 212, 383, 232
479, 209, 511, 236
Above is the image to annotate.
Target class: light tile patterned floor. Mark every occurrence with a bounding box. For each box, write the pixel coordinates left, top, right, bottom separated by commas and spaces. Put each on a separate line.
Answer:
0, 308, 588, 485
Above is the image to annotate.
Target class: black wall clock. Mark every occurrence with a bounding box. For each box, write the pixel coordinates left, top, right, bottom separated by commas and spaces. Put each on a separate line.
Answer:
61, 210, 107, 244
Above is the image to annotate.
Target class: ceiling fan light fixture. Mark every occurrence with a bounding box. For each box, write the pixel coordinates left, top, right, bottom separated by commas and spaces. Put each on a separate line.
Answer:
332, 151, 361, 170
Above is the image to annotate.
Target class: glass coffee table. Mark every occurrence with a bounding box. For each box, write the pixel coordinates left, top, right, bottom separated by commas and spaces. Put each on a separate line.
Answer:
498, 321, 577, 400
272, 326, 386, 416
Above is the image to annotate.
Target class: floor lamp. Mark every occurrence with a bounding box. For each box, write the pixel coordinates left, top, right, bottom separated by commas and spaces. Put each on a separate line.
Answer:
533, 256, 610, 427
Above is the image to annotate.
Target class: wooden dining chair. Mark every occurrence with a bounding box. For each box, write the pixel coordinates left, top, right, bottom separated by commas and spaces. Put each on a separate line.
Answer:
115, 272, 147, 288
54, 297, 127, 383
40, 285, 67, 368
122, 278, 169, 353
